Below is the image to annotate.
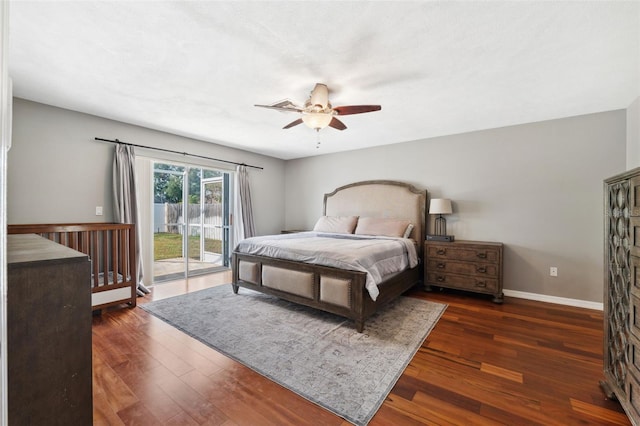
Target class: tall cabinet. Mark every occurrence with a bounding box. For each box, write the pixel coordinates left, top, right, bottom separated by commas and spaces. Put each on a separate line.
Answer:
603, 169, 640, 425
7, 234, 92, 425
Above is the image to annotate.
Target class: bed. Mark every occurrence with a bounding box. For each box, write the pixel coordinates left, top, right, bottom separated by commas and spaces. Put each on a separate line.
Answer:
232, 180, 426, 332
7, 223, 137, 311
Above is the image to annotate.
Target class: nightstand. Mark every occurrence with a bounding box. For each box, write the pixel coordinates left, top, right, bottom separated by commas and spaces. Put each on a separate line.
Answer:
424, 239, 504, 303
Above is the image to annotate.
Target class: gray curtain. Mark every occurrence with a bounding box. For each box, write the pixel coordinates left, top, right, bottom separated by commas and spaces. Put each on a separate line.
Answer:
236, 165, 255, 239
113, 144, 150, 296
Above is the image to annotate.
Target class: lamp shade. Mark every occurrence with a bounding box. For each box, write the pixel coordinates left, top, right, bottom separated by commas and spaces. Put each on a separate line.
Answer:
429, 198, 452, 215
302, 112, 333, 130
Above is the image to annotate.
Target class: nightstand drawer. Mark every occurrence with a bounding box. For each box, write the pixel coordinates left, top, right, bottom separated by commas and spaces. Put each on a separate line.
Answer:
427, 259, 499, 278
426, 245, 500, 263
424, 240, 504, 303
426, 272, 498, 292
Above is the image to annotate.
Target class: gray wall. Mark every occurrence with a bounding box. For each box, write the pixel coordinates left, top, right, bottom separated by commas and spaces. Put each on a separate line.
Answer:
628, 96, 640, 169
284, 111, 626, 303
8, 98, 628, 302
8, 98, 286, 235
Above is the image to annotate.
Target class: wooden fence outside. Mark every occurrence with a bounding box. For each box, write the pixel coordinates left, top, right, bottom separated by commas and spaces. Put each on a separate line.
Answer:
155, 203, 223, 240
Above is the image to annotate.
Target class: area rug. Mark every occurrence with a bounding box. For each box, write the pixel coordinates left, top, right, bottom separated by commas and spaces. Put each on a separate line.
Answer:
141, 285, 446, 425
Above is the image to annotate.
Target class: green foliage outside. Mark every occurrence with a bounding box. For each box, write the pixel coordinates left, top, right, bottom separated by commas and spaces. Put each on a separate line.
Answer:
154, 163, 222, 204
154, 232, 222, 261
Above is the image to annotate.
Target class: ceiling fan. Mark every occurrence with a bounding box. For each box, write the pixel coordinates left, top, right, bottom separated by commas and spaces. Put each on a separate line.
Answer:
255, 83, 381, 132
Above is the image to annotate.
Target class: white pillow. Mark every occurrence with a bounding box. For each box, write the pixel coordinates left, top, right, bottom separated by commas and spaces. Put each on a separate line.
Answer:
355, 217, 411, 238
313, 215, 359, 234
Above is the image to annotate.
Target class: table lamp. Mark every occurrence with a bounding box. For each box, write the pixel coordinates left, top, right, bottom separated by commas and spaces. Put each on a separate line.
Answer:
427, 198, 454, 242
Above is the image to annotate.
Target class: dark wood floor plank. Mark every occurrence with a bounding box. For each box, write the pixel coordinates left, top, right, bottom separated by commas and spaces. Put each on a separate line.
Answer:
155, 372, 229, 424
113, 363, 187, 423
93, 388, 126, 426
163, 411, 200, 426
92, 277, 630, 425
147, 329, 226, 377
569, 398, 631, 425
116, 400, 164, 426
93, 351, 140, 413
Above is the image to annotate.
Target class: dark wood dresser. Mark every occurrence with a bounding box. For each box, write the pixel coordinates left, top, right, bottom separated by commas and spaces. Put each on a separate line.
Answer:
7, 234, 92, 425
602, 168, 640, 425
424, 239, 504, 303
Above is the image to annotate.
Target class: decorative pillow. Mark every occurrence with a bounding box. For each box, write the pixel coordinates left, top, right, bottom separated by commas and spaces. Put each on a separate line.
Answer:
355, 217, 412, 238
313, 215, 359, 234
403, 223, 415, 239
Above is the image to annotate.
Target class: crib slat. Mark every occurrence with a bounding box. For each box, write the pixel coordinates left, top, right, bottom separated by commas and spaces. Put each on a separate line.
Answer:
102, 230, 109, 290
91, 230, 99, 289
81, 231, 90, 255
68, 232, 78, 251
119, 229, 125, 283
111, 229, 118, 284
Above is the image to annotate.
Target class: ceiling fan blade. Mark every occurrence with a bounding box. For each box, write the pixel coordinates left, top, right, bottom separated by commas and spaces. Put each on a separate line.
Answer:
255, 99, 303, 113
333, 105, 381, 115
255, 104, 303, 113
283, 118, 303, 129
329, 117, 347, 130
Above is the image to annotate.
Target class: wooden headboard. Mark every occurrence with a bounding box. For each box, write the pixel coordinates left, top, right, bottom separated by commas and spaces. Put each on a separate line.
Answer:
323, 180, 427, 250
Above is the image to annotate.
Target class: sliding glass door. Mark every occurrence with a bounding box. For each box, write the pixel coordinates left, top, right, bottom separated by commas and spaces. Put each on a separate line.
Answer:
198, 175, 231, 268
153, 162, 231, 283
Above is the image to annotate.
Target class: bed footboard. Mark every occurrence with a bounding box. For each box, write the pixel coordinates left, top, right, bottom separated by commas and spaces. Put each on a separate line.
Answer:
8, 223, 137, 311
233, 252, 370, 331
233, 252, 419, 332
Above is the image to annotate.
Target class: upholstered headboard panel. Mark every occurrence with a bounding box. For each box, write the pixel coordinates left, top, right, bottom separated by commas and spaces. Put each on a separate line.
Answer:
323, 180, 427, 248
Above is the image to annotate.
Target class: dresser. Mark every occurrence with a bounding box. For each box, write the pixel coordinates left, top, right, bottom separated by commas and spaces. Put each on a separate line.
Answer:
424, 240, 504, 303
7, 234, 93, 425
602, 168, 640, 425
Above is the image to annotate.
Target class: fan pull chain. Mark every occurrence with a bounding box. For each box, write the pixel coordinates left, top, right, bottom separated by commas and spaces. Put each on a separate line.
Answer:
316, 129, 321, 149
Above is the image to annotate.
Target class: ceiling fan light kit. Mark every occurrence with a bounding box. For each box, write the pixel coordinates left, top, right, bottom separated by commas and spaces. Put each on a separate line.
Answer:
255, 83, 381, 136
302, 112, 333, 130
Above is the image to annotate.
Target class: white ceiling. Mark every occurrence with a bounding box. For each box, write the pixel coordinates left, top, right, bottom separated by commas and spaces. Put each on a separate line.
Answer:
8, 1, 640, 160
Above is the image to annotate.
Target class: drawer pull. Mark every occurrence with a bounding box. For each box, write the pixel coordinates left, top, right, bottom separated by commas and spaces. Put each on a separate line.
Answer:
436, 263, 446, 269
436, 275, 446, 282
476, 280, 487, 288
477, 252, 488, 259
477, 266, 487, 273
436, 249, 447, 255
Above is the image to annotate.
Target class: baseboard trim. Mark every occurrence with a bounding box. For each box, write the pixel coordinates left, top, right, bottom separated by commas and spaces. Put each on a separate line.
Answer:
503, 289, 603, 311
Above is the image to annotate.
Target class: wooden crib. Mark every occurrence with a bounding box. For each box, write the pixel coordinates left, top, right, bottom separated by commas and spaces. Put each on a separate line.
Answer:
8, 223, 137, 311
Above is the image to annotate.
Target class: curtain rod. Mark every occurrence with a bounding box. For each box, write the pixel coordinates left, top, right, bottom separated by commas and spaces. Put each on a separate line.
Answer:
94, 137, 263, 170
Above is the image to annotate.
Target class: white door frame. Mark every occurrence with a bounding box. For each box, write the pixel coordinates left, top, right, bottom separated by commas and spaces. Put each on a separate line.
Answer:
1, 1, 12, 423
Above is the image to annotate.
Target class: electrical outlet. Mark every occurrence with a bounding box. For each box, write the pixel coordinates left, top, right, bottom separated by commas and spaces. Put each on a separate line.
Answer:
95, 206, 103, 216
550, 267, 558, 277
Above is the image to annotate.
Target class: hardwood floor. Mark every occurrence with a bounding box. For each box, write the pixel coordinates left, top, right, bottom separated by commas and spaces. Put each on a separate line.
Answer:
93, 273, 630, 425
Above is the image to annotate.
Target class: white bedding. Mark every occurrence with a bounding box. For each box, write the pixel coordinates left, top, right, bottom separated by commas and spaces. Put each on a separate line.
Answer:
235, 232, 418, 301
